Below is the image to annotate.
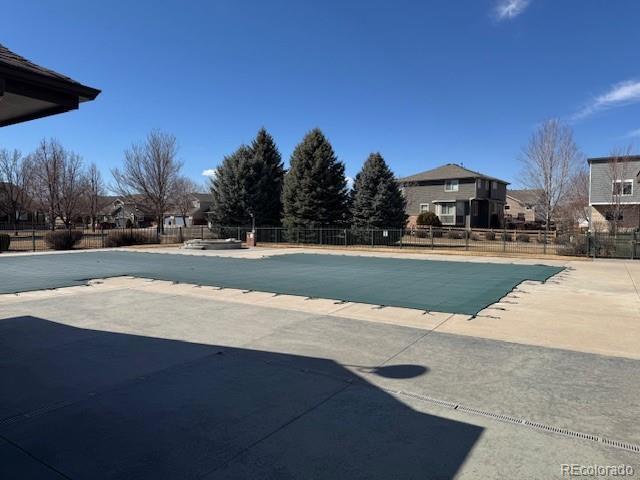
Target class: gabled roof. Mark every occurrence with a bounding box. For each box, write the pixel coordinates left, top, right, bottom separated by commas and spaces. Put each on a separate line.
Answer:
506, 189, 541, 205
398, 163, 508, 184
192, 192, 212, 203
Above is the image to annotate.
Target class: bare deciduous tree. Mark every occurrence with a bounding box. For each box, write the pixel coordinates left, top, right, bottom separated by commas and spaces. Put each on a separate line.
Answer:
520, 119, 583, 234
0, 149, 34, 229
557, 167, 589, 229
112, 131, 182, 232
605, 146, 634, 234
172, 176, 198, 227
84, 162, 106, 231
31, 139, 87, 230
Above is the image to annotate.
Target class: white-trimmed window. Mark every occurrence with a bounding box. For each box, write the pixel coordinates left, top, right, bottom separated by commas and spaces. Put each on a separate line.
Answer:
444, 179, 459, 192
437, 202, 456, 225
419, 203, 429, 213
613, 179, 633, 196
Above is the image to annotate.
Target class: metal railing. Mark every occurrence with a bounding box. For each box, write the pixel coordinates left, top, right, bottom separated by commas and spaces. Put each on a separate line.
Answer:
0, 223, 637, 259
0, 225, 213, 253
211, 225, 638, 259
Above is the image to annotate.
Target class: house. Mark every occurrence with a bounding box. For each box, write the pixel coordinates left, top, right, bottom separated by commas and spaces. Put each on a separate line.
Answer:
504, 189, 543, 226
588, 155, 640, 231
97, 196, 155, 228
163, 193, 212, 227
398, 164, 508, 228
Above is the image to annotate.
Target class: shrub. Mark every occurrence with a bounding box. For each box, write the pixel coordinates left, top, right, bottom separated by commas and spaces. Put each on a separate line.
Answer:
469, 233, 480, 241
45, 230, 83, 250
446, 230, 463, 239
500, 232, 512, 242
0, 234, 10, 251
516, 233, 530, 243
484, 231, 496, 241
105, 230, 157, 247
416, 211, 442, 227
555, 233, 571, 245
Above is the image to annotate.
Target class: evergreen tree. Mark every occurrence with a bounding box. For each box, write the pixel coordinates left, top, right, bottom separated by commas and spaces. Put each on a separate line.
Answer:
247, 128, 284, 225
209, 145, 252, 225
209, 128, 285, 226
351, 153, 407, 229
282, 129, 349, 228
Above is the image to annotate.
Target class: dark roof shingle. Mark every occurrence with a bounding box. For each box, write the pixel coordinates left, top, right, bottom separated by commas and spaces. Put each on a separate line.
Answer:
398, 163, 508, 184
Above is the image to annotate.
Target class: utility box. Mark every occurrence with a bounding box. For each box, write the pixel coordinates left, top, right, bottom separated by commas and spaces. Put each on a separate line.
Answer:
245, 231, 256, 247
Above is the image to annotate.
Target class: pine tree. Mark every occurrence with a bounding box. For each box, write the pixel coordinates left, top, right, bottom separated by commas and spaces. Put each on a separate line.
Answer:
247, 128, 284, 226
209, 145, 252, 225
351, 153, 407, 229
209, 129, 285, 226
282, 129, 349, 229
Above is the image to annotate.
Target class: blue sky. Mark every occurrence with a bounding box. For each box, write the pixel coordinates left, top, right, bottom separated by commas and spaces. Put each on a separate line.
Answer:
2, 0, 640, 189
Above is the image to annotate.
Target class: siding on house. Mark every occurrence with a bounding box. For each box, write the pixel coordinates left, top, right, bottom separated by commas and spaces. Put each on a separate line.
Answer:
399, 163, 508, 228
589, 157, 640, 204
403, 179, 477, 215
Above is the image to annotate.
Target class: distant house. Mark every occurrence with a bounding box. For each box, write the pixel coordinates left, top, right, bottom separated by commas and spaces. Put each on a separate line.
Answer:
588, 155, 640, 231
97, 196, 155, 228
398, 164, 508, 228
504, 189, 543, 225
163, 193, 212, 227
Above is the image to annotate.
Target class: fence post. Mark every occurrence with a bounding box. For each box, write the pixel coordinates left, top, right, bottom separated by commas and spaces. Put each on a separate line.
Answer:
399, 228, 403, 249
344, 228, 347, 247
32, 229, 36, 252
201, 225, 204, 240
543, 229, 547, 254
632, 231, 636, 260
101, 229, 105, 248
370, 229, 374, 248
465, 229, 469, 251
319, 228, 322, 246
179, 226, 183, 243
430, 226, 434, 249
502, 226, 506, 253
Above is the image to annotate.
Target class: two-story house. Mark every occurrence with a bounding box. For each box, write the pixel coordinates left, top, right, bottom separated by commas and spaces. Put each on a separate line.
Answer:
588, 155, 640, 231
163, 193, 213, 227
398, 164, 508, 228
504, 189, 543, 226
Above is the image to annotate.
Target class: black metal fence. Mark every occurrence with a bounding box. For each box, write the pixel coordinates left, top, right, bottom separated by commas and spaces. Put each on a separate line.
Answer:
211, 225, 638, 259
0, 225, 214, 252
1, 224, 637, 259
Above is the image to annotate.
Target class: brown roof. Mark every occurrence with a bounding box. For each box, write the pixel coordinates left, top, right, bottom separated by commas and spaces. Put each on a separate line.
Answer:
0, 43, 100, 101
398, 163, 508, 184
507, 189, 541, 205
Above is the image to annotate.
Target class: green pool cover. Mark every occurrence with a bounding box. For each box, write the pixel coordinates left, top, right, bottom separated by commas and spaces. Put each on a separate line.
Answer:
0, 251, 563, 315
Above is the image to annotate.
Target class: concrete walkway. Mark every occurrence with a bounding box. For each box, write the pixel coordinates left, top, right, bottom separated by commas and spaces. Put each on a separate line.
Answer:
1, 289, 639, 479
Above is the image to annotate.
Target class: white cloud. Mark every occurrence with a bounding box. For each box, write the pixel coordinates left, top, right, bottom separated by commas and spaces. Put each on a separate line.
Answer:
201, 168, 217, 178
623, 127, 640, 138
573, 80, 640, 121
346, 176, 354, 189
494, 0, 531, 21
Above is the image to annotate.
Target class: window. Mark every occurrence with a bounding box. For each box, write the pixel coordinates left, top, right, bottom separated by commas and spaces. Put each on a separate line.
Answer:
613, 180, 633, 196
504, 205, 510, 211
444, 179, 459, 192
491, 181, 497, 190
437, 202, 456, 224
419, 203, 429, 213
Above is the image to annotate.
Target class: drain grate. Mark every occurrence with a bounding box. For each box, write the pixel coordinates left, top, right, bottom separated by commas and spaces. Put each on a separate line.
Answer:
600, 438, 640, 454
384, 388, 640, 455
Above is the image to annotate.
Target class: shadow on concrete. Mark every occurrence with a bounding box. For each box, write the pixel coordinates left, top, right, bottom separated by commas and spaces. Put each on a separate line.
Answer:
0, 316, 482, 479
